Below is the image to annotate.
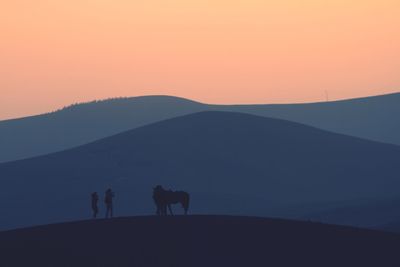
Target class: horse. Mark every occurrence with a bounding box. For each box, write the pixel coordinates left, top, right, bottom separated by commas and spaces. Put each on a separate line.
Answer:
153, 185, 190, 216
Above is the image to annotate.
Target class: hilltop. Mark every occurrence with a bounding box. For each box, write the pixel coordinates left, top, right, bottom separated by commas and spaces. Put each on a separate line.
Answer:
0, 215, 399, 267
0, 96, 207, 162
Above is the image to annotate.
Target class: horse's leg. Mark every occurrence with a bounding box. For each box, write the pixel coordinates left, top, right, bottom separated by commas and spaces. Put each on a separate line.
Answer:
182, 196, 189, 215
168, 204, 173, 216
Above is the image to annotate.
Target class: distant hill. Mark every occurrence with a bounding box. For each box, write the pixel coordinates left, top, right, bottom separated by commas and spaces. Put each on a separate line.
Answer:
220, 92, 400, 146
1, 93, 400, 163
0, 216, 399, 267
0, 111, 400, 230
0, 96, 207, 163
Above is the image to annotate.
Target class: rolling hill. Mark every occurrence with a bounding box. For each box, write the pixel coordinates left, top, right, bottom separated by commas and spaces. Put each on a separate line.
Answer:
1, 93, 400, 163
0, 96, 207, 163
303, 197, 400, 227
221, 92, 400, 145
377, 221, 400, 234
0, 216, 399, 267
0, 111, 400, 230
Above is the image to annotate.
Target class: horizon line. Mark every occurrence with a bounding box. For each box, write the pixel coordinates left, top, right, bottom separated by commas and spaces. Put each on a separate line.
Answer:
1, 91, 399, 122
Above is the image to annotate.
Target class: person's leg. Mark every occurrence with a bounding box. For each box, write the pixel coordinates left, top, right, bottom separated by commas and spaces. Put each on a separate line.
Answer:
110, 204, 113, 218
162, 204, 167, 216
168, 204, 173, 216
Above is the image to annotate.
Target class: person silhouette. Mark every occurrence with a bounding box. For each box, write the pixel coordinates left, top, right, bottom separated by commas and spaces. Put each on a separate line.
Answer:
91, 192, 99, 218
104, 188, 115, 218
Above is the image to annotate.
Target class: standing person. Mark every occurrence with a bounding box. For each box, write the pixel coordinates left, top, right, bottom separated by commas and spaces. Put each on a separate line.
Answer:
91, 192, 99, 219
105, 188, 115, 218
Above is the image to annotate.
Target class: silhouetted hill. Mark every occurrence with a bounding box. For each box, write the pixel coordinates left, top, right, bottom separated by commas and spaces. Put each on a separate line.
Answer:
2, 93, 400, 162
0, 111, 400, 230
221, 92, 400, 146
0, 216, 399, 267
301, 197, 400, 227
0, 96, 207, 162
377, 221, 400, 233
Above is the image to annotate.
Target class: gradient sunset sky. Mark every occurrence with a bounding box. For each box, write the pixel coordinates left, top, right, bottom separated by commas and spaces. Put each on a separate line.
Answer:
1, 0, 400, 120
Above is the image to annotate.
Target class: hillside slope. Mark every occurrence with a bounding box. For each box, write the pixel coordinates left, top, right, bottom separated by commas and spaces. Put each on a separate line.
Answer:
376, 221, 400, 234
0, 96, 206, 162
1, 93, 400, 163
221, 92, 400, 146
303, 197, 400, 227
0, 111, 400, 230
0, 216, 399, 267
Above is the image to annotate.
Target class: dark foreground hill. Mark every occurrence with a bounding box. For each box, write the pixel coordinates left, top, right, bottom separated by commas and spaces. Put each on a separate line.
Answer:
1, 111, 400, 230
304, 197, 400, 227
0, 216, 399, 267
2, 93, 400, 162
377, 221, 400, 234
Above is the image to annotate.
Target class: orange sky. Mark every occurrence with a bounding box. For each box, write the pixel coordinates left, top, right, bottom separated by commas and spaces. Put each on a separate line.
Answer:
1, 0, 400, 120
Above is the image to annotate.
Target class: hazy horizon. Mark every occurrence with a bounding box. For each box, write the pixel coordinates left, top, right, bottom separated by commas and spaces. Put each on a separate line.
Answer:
2, 91, 400, 122
2, 0, 400, 120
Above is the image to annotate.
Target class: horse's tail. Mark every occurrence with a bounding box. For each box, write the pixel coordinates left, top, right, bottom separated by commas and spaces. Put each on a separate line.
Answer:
182, 192, 190, 215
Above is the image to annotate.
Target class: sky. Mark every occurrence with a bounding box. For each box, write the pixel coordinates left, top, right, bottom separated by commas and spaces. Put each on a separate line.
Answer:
1, 0, 400, 120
